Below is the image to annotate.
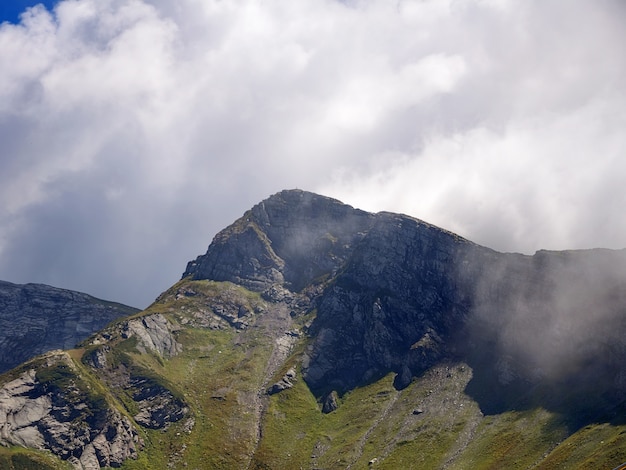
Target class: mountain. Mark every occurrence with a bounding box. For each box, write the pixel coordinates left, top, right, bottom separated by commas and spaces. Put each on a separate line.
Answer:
1, 189, 626, 469
0, 281, 140, 374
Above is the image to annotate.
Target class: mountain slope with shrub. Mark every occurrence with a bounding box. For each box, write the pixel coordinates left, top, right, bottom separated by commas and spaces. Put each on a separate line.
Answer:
1, 189, 626, 469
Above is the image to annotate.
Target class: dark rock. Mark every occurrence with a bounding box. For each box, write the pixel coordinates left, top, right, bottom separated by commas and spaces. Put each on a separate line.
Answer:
0, 281, 139, 373
322, 391, 339, 414
184, 189, 374, 292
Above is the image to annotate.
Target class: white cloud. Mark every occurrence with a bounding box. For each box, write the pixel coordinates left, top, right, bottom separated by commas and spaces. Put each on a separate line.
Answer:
0, 0, 624, 306
320, 95, 626, 253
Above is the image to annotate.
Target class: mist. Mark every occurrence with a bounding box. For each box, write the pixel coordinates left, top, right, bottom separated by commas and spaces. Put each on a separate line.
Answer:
463, 246, 626, 415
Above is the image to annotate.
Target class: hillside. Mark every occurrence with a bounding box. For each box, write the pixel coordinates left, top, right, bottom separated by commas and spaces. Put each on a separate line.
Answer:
1, 189, 626, 469
0, 281, 140, 373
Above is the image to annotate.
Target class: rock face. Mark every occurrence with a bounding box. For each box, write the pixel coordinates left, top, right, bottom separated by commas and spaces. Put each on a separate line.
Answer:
303, 211, 480, 393
0, 281, 139, 373
123, 313, 182, 357
184, 189, 626, 412
184, 190, 375, 292
0, 352, 142, 469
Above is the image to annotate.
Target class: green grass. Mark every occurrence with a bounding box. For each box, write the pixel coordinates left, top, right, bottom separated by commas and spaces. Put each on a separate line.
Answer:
442, 408, 562, 469
0, 447, 71, 470
538, 423, 626, 469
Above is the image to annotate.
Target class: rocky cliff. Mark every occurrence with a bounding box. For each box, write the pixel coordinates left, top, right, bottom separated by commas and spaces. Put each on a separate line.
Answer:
0, 351, 142, 469
2, 189, 626, 469
0, 281, 139, 373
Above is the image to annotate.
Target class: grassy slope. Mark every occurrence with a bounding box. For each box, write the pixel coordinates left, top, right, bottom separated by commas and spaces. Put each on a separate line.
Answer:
0, 447, 72, 470
119, 280, 277, 469
253, 361, 626, 470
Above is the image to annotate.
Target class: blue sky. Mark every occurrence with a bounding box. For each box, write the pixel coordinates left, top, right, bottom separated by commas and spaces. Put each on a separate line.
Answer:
0, 0, 625, 308
0, 1, 56, 24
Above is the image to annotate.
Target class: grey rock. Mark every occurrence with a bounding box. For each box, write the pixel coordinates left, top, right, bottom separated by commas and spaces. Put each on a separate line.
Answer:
124, 313, 182, 357
267, 367, 297, 395
0, 369, 50, 449
184, 189, 374, 292
0, 280, 138, 373
0, 352, 142, 469
87, 346, 110, 370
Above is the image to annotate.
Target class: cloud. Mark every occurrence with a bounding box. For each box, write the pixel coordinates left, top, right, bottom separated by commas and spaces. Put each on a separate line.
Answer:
320, 97, 626, 253
0, 0, 624, 307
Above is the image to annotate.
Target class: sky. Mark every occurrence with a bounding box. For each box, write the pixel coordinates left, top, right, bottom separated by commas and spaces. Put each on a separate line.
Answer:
0, 0, 624, 309
0, 1, 56, 25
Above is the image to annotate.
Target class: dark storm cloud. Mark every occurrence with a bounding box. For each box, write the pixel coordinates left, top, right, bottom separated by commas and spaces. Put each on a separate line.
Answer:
0, 0, 624, 307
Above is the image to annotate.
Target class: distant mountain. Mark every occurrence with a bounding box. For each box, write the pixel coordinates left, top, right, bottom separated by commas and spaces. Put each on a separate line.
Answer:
1, 189, 626, 469
0, 280, 139, 373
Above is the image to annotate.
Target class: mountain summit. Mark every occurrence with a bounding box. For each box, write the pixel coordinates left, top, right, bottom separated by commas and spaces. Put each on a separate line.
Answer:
184, 189, 376, 291
1, 189, 626, 469
185, 190, 626, 404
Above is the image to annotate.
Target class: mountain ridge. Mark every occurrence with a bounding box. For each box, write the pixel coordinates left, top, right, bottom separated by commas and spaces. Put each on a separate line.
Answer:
183, 190, 626, 409
0, 280, 140, 374
1, 188, 626, 469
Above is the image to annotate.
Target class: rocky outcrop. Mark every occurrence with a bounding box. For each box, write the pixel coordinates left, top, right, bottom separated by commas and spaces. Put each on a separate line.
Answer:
86, 315, 188, 432
0, 281, 139, 373
267, 367, 297, 395
129, 375, 187, 429
123, 313, 182, 357
0, 312, 188, 468
0, 369, 50, 449
321, 391, 339, 414
0, 352, 142, 469
170, 284, 261, 330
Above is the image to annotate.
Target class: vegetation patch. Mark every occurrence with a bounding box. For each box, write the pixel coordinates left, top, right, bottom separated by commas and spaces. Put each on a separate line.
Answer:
0, 443, 72, 469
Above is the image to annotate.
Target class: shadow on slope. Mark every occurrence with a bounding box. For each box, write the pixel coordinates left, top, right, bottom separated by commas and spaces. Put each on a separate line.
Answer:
462, 321, 626, 432
457, 248, 626, 430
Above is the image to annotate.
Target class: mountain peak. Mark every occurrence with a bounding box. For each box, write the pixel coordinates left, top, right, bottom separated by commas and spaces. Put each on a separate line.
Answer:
183, 189, 375, 291
183, 189, 471, 293
261, 188, 348, 206
182, 190, 626, 403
